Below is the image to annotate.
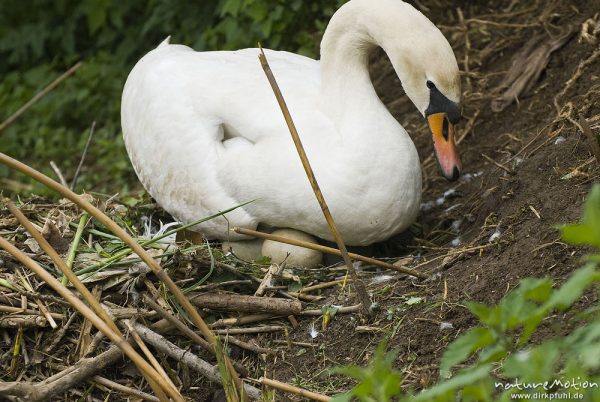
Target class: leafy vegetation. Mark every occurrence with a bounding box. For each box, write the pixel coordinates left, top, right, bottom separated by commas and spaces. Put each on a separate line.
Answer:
0, 0, 346, 195
333, 184, 600, 401
332, 342, 403, 402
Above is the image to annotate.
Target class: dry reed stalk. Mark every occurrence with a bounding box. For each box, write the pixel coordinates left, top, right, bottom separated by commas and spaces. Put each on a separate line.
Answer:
298, 278, 352, 293
71, 121, 96, 190
49, 161, 68, 187
258, 48, 372, 316
5, 199, 176, 399
92, 376, 160, 402
144, 287, 251, 376
481, 153, 514, 175
5, 201, 119, 334
213, 326, 284, 335
0, 237, 182, 402
0, 305, 63, 319
125, 320, 262, 400
0, 152, 247, 401
234, 227, 428, 279
0, 315, 48, 328
580, 117, 600, 163
0, 344, 124, 400
300, 304, 361, 316
259, 377, 331, 402
221, 335, 276, 355
211, 313, 279, 328
0, 62, 82, 133
286, 292, 325, 302
124, 320, 179, 393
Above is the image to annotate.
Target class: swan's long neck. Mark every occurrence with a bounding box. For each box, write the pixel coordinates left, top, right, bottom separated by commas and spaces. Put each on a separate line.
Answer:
319, 6, 380, 124
319, 0, 449, 124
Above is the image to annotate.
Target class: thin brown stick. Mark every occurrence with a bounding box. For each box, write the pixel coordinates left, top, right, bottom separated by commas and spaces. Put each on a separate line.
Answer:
0, 305, 63, 319
143, 294, 211, 351
5, 200, 119, 334
211, 313, 280, 328
258, 48, 372, 316
259, 377, 331, 402
8, 206, 169, 390
71, 121, 96, 190
0, 344, 123, 401
49, 161, 69, 187
0, 152, 246, 401
213, 326, 285, 335
234, 227, 428, 279
224, 335, 276, 355
580, 117, 600, 162
0, 314, 47, 328
0, 62, 82, 133
0, 237, 181, 402
190, 292, 302, 314
481, 153, 514, 175
125, 320, 178, 394
144, 294, 250, 376
287, 292, 325, 301
300, 304, 361, 316
92, 376, 160, 402
150, 314, 277, 355
299, 278, 351, 293
124, 320, 262, 400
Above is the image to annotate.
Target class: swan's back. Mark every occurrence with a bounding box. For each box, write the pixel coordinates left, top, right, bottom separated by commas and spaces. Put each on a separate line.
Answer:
121, 42, 324, 239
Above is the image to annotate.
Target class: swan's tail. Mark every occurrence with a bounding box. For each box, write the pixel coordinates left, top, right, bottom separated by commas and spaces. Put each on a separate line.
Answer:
157, 36, 171, 48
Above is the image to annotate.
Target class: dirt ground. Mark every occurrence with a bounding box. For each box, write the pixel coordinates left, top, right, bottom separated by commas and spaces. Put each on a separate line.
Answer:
258, 0, 600, 399
1, 0, 600, 401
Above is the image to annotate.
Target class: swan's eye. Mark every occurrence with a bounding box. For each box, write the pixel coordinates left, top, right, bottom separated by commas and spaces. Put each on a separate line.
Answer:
426, 80, 436, 89
442, 115, 449, 141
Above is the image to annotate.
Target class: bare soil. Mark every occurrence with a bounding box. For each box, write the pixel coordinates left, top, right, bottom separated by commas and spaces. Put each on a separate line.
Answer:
260, 0, 600, 399
1, 0, 600, 401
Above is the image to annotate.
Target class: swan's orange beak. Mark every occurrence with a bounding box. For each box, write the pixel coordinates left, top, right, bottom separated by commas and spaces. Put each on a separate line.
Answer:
427, 112, 461, 181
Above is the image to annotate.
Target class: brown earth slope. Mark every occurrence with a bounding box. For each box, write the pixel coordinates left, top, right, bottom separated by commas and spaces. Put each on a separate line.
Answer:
1, 0, 600, 401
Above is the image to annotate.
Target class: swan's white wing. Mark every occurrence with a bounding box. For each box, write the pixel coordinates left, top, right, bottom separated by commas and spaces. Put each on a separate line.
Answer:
122, 44, 328, 239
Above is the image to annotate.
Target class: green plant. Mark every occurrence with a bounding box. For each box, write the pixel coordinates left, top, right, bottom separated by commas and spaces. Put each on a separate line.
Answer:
331, 184, 600, 401
1, 0, 347, 195
331, 342, 404, 402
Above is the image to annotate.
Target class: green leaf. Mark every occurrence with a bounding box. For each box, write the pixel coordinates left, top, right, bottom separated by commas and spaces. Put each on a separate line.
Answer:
467, 302, 493, 323
583, 185, 600, 239
544, 263, 599, 310
330, 392, 352, 402
440, 328, 494, 378
503, 342, 559, 382
83, 0, 109, 34
478, 343, 508, 364
560, 184, 600, 247
414, 365, 493, 401
330, 343, 403, 401
560, 224, 600, 247
405, 296, 424, 305
220, 0, 241, 17
462, 379, 494, 402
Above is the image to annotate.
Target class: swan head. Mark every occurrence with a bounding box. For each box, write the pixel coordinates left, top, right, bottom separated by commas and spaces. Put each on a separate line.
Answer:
381, 1, 463, 181
424, 79, 462, 182
320, 0, 463, 180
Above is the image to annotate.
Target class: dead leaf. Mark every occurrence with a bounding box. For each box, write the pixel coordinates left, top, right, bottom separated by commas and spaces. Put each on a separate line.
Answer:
491, 27, 575, 112
42, 218, 70, 253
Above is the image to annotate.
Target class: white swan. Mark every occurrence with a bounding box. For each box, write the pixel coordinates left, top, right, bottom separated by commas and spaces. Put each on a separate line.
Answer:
121, 0, 462, 250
